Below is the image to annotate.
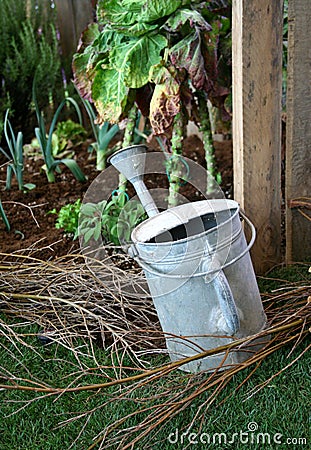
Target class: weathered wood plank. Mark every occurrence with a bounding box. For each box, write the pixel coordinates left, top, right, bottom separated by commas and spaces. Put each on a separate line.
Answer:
232, 0, 283, 274
285, 0, 311, 263
55, 0, 93, 78
55, 0, 76, 60
71, 0, 94, 45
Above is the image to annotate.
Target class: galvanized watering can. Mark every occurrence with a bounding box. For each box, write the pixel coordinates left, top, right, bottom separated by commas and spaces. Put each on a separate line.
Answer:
109, 145, 268, 372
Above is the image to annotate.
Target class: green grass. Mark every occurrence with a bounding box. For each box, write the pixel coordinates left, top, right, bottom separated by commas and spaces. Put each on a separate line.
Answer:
257, 263, 311, 292
0, 265, 310, 449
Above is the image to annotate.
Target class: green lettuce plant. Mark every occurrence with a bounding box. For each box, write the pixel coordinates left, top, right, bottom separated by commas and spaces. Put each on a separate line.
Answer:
73, 0, 231, 202
49, 199, 82, 237
53, 120, 87, 157
24, 120, 87, 160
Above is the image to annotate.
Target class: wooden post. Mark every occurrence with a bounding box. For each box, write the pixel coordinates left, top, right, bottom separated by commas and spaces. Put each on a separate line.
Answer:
285, 0, 311, 263
55, 0, 93, 79
232, 0, 283, 274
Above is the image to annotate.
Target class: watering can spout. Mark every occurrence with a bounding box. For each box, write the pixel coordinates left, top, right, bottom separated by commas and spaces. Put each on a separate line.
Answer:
108, 145, 159, 218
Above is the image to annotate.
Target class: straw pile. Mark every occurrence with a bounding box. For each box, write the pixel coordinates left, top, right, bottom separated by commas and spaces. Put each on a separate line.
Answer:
0, 251, 164, 361
0, 252, 310, 449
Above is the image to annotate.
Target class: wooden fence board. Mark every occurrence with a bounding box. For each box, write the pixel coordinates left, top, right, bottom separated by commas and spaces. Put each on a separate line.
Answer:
54, 0, 93, 78
55, 0, 75, 59
232, 0, 283, 274
285, 0, 311, 263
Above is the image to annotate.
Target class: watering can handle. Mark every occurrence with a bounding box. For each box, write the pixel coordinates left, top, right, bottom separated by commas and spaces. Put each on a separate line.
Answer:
201, 246, 240, 334
201, 253, 240, 335
212, 269, 240, 335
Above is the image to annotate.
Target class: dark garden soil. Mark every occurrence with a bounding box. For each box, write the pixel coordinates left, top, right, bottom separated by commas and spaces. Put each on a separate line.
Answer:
0, 136, 233, 260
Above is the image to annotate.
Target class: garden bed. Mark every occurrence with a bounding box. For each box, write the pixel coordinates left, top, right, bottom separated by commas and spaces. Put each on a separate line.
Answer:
1, 129, 310, 450
0, 136, 233, 259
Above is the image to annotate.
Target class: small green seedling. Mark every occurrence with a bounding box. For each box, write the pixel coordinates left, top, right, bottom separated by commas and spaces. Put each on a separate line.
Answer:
78, 193, 147, 245
49, 199, 82, 237
33, 79, 86, 183
0, 110, 35, 191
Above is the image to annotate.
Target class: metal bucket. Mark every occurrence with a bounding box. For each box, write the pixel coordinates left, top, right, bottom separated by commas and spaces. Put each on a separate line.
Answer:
129, 199, 268, 372
108, 146, 268, 372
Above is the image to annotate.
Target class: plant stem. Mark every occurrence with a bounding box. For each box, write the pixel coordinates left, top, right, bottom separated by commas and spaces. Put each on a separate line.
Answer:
46, 169, 56, 183
197, 92, 216, 195
96, 123, 120, 171
0, 199, 10, 231
167, 110, 184, 208
96, 148, 106, 171
118, 104, 138, 193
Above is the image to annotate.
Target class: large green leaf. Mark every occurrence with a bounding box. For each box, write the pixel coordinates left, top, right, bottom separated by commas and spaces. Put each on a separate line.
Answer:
170, 32, 207, 90
72, 24, 102, 99
164, 8, 211, 33
167, 9, 221, 93
51, 159, 86, 182
116, 22, 159, 37
97, 1, 158, 36
73, 26, 118, 99
110, 34, 167, 88
97, 0, 142, 26
149, 66, 180, 134
92, 67, 129, 124
91, 32, 167, 123
140, 1, 191, 23
97, 0, 190, 27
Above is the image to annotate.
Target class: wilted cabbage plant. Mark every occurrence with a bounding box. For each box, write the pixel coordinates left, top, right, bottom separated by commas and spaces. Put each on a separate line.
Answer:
73, 0, 231, 201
